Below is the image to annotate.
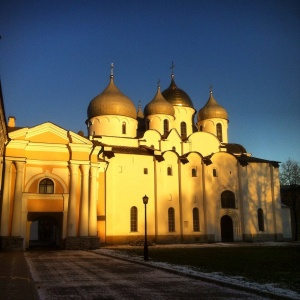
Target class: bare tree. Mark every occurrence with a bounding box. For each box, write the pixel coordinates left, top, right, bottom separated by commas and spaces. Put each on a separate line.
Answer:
280, 158, 300, 240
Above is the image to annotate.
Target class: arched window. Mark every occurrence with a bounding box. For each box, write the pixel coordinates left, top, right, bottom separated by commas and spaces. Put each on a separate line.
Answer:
192, 168, 197, 177
221, 190, 235, 208
193, 208, 200, 231
130, 206, 138, 232
167, 166, 172, 176
216, 123, 223, 142
39, 178, 54, 194
163, 119, 169, 136
180, 122, 187, 139
146, 119, 150, 130
200, 125, 203, 131
257, 208, 264, 231
168, 207, 175, 232
122, 122, 126, 134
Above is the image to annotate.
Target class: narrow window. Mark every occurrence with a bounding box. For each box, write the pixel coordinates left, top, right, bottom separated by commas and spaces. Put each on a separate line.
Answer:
200, 125, 203, 131
221, 190, 235, 208
167, 166, 172, 176
144, 168, 148, 174
257, 208, 264, 231
192, 168, 197, 177
181, 122, 187, 139
122, 122, 126, 134
168, 207, 175, 232
216, 123, 223, 142
130, 206, 138, 232
39, 178, 54, 194
163, 119, 169, 136
146, 119, 150, 130
172, 146, 176, 151
193, 208, 200, 231
213, 168, 217, 177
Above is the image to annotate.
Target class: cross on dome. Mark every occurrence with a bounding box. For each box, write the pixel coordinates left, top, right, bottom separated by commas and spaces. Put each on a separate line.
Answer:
170, 61, 175, 76
110, 63, 114, 78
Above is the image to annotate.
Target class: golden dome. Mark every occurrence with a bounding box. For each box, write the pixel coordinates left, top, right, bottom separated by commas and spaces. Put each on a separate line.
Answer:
197, 91, 228, 121
87, 76, 137, 119
162, 75, 194, 108
144, 87, 175, 116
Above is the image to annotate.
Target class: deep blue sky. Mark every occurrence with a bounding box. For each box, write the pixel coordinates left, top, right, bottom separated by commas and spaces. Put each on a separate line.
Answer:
1, 0, 299, 163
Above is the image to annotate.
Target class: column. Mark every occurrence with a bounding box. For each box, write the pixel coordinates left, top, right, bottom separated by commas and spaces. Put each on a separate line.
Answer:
68, 163, 79, 236
89, 164, 98, 236
0, 160, 13, 236
80, 164, 90, 236
11, 161, 25, 236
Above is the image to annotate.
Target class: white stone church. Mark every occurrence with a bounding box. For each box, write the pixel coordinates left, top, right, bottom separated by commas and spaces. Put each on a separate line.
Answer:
0, 67, 292, 250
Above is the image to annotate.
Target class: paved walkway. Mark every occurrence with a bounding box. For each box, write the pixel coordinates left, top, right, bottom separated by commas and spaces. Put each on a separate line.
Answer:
0, 251, 38, 300
25, 250, 270, 300
0, 245, 298, 300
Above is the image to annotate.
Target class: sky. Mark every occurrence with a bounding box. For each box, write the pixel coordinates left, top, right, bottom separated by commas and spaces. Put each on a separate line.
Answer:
0, 0, 299, 163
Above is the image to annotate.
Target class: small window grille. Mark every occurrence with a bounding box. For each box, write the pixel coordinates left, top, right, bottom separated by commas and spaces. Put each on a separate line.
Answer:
193, 208, 200, 231
39, 178, 54, 194
221, 190, 235, 208
130, 206, 138, 232
168, 207, 175, 232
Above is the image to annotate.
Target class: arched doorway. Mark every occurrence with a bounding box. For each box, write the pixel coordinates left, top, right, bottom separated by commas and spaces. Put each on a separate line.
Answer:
28, 212, 63, 249
221, 215, 234, 242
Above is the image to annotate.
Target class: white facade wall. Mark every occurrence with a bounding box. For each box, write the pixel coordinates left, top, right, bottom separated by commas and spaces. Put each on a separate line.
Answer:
88, 115, 137, 138
173, 106, 195, 138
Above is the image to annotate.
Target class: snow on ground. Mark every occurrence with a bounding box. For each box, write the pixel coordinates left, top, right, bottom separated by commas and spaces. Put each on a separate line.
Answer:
93, 242, 300, 300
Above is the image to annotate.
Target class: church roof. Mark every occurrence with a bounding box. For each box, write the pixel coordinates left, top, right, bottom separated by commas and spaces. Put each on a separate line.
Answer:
144, 86, 175, 116
198, 91, 228, 121
87, 73, 137, 120
237, 156, 280, 168
224, 143, 247, 154
162, 74, 194, 108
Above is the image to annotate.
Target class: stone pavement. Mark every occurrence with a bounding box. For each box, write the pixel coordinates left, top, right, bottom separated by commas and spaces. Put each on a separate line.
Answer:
25, 250, 271, 300
0, 245, 298, 300
0, 251, 38, 300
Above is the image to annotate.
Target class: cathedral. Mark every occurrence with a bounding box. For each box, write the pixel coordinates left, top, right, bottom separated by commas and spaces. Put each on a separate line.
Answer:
0, 66, 292, 250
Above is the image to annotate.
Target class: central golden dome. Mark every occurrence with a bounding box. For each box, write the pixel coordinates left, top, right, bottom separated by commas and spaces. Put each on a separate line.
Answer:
162, 75, 194, 108
87, 76, 137, 120
144, 87, 175, 116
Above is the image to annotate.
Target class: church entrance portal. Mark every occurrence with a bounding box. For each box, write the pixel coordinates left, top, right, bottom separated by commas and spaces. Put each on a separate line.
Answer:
221, 215, 234, 242
28, 212, 63, 249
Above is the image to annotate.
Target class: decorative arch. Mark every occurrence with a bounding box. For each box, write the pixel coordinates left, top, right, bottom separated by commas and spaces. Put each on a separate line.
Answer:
25, 172, 68, 194
218, 210, 241, 242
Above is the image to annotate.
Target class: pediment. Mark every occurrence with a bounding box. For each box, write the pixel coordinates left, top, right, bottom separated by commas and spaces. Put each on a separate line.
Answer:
9, 122, 91, 145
